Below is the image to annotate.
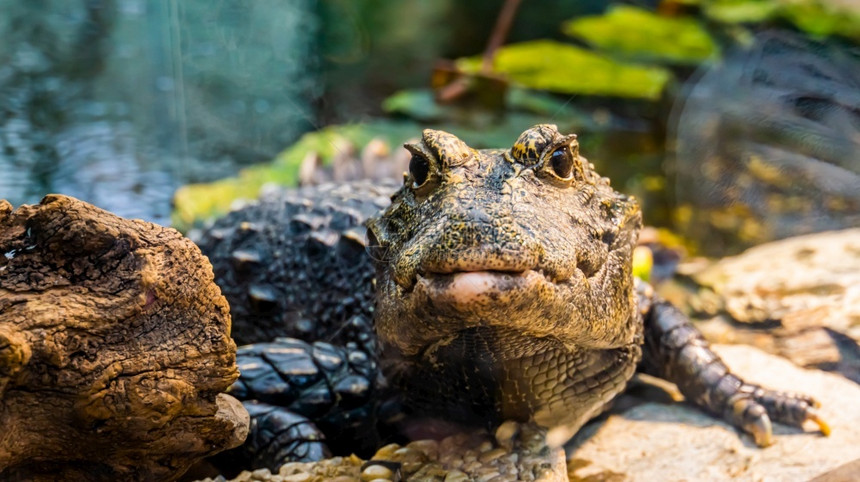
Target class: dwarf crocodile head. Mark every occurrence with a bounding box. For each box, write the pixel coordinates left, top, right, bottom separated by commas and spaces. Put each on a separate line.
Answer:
367, 125, 642, 358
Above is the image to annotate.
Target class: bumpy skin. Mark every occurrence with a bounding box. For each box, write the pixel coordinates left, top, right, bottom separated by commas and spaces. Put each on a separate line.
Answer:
212, 338, 380, 471
193, 181, 395, 349
368, 126, 643, 435
202, 125, 827, 471
368, 125, 827, 445
196, 182, 394, 469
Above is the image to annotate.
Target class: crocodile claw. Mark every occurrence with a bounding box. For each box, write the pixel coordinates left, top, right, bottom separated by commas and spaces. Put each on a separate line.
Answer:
728, 388, 830, 447
806, 408, 832, 437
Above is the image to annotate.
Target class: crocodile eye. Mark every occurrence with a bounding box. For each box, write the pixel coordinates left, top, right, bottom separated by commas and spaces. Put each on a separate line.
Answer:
549, 146, 575, 180
409, 155, 430, 188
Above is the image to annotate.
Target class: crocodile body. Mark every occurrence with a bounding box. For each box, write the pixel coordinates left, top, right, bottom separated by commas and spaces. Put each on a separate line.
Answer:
196, 125, 827, 473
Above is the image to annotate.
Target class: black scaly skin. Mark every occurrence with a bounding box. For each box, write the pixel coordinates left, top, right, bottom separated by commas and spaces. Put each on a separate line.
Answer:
198, 125, 827, 472
211, 338, 383, 471
195, 182, 396, 470
192, 180, 396, 348
636, 282, 828, 447
213, 401, 327, 471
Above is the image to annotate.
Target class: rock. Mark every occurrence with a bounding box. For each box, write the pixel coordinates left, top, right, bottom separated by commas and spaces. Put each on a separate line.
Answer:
662, 228, 860, 382
567, 344, 860, 481
0, 195, 249, 481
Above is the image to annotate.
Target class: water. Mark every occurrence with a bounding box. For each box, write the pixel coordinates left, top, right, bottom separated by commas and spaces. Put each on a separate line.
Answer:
0, 0, 318, 225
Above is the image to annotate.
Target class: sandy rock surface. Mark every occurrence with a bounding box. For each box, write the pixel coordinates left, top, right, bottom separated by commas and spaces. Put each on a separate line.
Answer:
567, 344, 860, 481
662, 228, 860, 383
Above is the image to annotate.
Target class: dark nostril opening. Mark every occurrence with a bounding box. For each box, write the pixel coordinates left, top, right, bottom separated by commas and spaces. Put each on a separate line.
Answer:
409, 155, 430, 187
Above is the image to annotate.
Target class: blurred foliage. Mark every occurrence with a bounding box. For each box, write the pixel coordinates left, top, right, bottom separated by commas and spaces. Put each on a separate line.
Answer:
173, 110, 616, 230
172, 0, 860, 254
173, 120, 418, 230
696, 0, 781, 23
382, 90, 446, 122
563, 5, 719, 64
632, 246, 654, 282
382, 87, 597, 128
781, 2, 860, 39
691, 0, 860, 40
315, 0, 455, 123
456, 40, 673, 100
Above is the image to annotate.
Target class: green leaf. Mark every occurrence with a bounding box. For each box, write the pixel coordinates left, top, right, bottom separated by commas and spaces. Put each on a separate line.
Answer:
562, 5, 719, 64
700, 0, 860, 41
780, 1, 860, 40
457, 40, 672, 100
702, 1, 780, 24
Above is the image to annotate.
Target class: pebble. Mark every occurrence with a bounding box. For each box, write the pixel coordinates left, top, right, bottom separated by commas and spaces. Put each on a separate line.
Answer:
278, 462, 305, 475
370, 443, 401, 460
360, 464, 392, 481
197, 426, 565, 481
477, 469, 501, 481
252, 468, 271, 479
479, 447, 508, 463
281, 474, 311, 482
329, 476, 358, 482
443, 470, 470, 482
407, 439, 439, 460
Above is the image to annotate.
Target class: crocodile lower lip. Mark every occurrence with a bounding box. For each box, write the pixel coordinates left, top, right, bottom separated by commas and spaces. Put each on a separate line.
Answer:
415, 270, 544, 304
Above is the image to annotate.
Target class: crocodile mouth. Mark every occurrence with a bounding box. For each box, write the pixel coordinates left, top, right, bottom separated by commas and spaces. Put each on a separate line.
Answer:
415, 269, 550, 306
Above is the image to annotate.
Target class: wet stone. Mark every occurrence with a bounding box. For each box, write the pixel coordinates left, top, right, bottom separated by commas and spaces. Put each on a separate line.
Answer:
480, 448, 508, 464
251, 468, 271, 479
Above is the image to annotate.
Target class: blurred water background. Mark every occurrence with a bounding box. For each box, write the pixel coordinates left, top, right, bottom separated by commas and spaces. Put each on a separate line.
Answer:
1, 0, 858, 254
0, 0, 324, 224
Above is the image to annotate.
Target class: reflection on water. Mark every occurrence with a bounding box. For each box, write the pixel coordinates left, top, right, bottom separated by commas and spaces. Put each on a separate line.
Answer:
0, 0, 317, 224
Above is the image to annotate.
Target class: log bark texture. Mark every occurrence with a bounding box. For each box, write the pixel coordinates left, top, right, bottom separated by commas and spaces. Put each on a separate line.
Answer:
0, 195, 249, 481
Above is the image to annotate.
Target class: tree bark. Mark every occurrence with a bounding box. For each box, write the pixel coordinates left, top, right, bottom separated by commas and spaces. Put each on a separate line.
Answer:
0, 194, 248, 481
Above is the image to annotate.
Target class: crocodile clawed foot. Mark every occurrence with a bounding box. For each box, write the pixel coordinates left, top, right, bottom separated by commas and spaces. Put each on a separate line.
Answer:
727, 388, 831, 447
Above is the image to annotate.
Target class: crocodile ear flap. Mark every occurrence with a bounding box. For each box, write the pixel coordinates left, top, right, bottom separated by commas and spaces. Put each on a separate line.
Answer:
420, 129, 474, 169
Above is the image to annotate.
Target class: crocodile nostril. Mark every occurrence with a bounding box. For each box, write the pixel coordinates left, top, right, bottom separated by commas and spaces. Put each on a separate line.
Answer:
409, 155, 430, 188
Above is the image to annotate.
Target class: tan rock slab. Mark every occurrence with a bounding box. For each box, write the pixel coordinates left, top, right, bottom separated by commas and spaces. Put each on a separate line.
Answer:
567, 344, 860, 481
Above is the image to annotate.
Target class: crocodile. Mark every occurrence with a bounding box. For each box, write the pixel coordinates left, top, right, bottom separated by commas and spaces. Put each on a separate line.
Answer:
195, 125, 829, 475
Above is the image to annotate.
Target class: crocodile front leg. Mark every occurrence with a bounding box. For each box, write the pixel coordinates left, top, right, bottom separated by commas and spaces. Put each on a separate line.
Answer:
636, 281, 830, 446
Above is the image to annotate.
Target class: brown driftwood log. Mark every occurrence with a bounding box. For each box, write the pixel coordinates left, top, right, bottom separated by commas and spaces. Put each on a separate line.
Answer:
0, 195, 249, 481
